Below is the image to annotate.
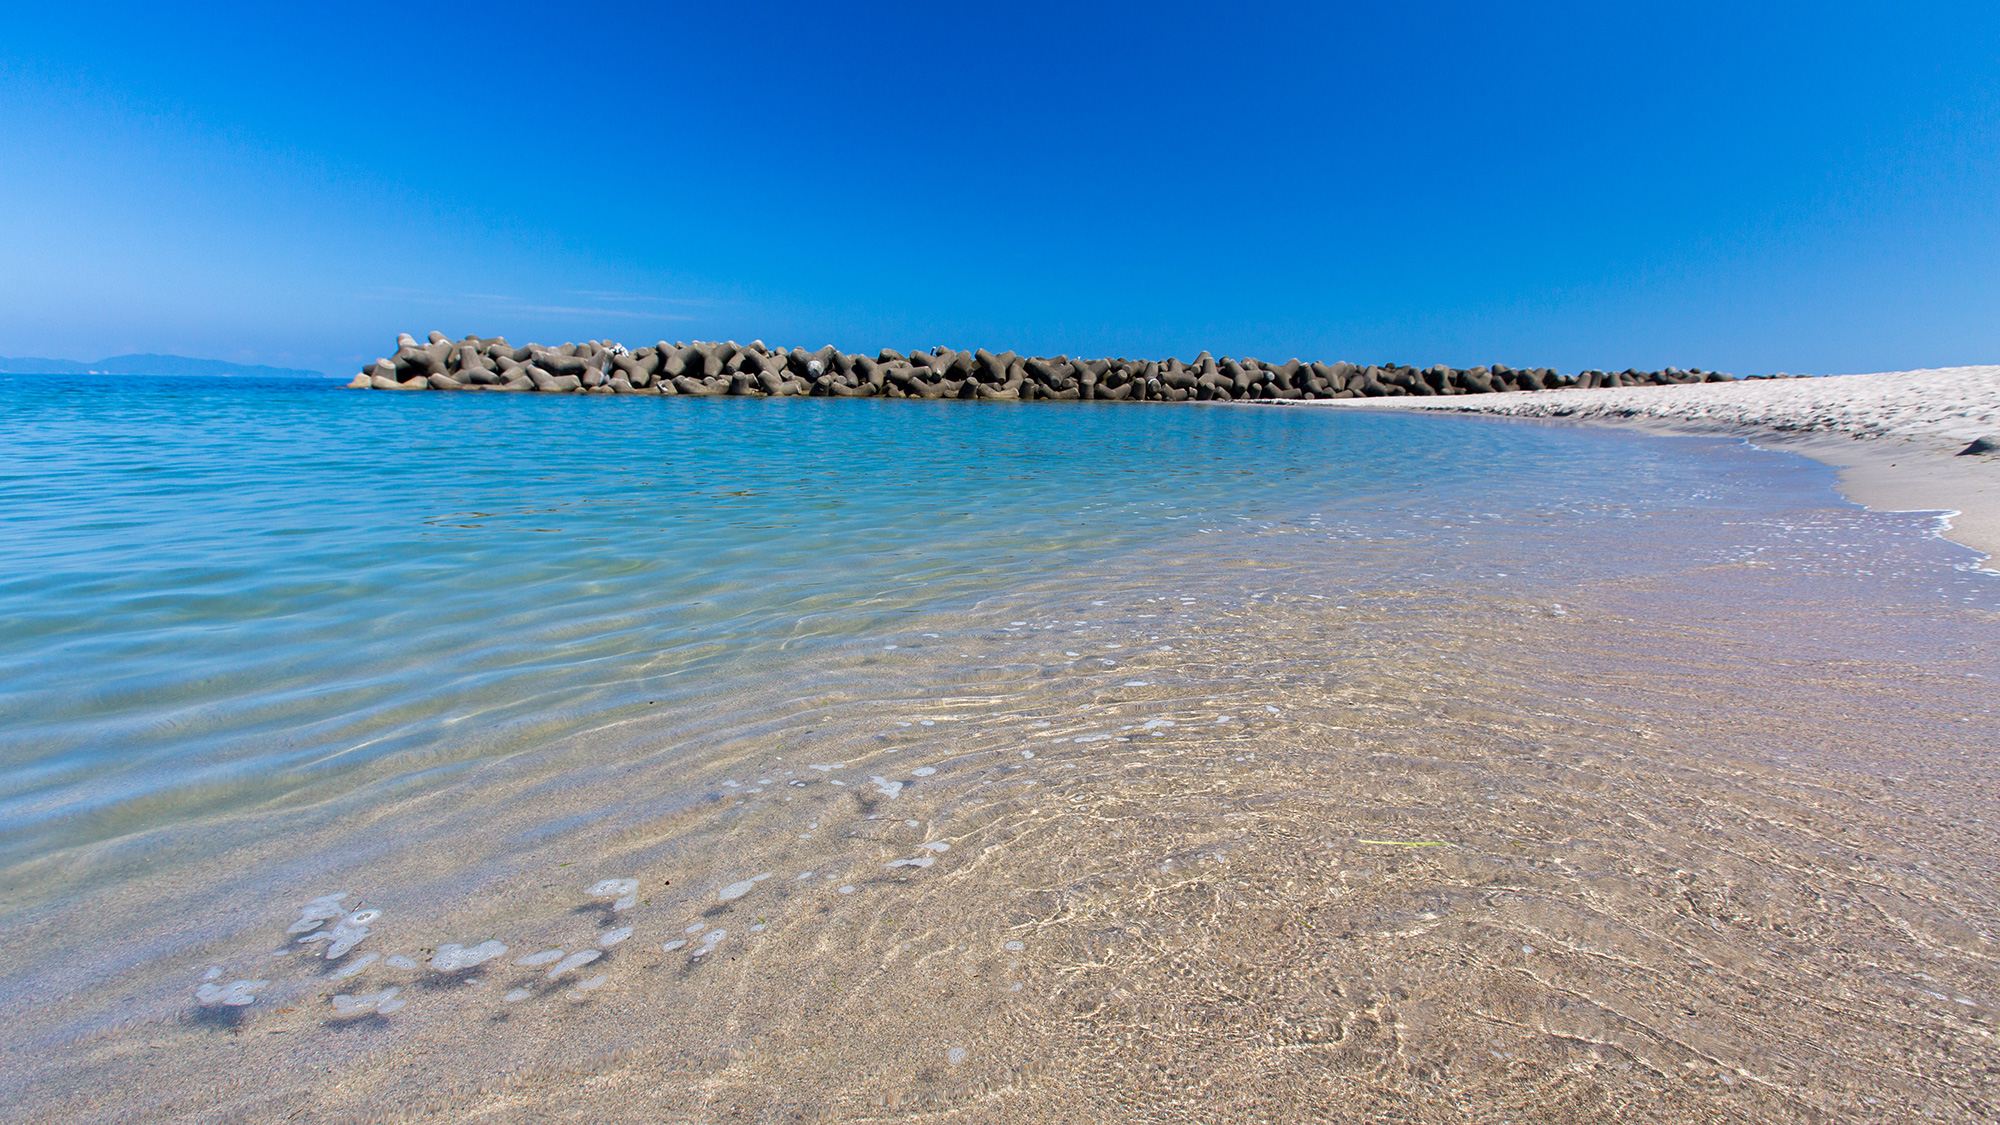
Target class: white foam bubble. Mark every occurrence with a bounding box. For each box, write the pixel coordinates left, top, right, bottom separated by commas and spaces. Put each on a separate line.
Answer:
599, 927, 632, 947
1004, 941, 1025, 951
910, 767, 936, 777
718, 879, 758, 902
577, 974, 609, 991
514, 948, 565, 968
947, 1046, 967, 1065
504, 988, 532, 1003
385, 955, 417, 970
886, 855, 935, 869
1021, 750, 1035, 759
796, 871, 814, 880
545, 950, 602, 981
662, 939, 688, 953
590, 877, 641, 911
1265, 705, 1281, 714
323, 916, 374, 959
870, 777, 904, 798
331, 952, 380, 981
195, 979, 268, 1007
1124, 681, 1151, 687
287, 897, 348, 934
922, 841, 950, 852
1142, 719, 1175, 730
201, 966, 222, 981
838, 885, 855, 894
325, 932, 371, 959
430, 940, 508, 972
330, 986, 400, 1017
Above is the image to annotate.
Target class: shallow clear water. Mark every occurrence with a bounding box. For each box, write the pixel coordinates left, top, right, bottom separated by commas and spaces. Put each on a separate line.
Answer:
2, 376, 1995, 1122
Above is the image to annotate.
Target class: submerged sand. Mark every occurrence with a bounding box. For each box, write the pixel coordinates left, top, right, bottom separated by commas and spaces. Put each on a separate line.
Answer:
1310, 365, 2000, 566
9, 481, 1997, 1124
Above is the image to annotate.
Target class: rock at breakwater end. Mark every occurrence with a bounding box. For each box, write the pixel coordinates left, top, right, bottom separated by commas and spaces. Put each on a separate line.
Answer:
345, 334, 1735, 402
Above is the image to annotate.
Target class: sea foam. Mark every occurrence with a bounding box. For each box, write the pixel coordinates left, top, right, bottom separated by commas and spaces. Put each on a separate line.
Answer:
429, 940, 508, 972
194, 979, 268, 1007
589, 877, 640, 912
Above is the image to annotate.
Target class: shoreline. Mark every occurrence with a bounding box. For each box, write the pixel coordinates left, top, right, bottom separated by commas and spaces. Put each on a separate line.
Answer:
10, 373, 2000, 1120
1300, 365, 2000, 569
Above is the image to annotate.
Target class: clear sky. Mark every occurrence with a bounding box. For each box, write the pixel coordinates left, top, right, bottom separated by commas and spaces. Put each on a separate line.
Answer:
2, 2, 1996, 377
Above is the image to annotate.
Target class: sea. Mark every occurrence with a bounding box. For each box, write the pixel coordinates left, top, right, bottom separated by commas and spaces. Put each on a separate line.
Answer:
2, 374, 1996, 1123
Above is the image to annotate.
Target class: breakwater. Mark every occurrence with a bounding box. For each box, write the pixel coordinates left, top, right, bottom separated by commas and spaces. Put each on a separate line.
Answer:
347, 333, 1752, 400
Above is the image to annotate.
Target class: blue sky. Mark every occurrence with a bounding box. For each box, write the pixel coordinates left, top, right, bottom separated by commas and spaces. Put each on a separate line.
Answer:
2, 2, 1996, 377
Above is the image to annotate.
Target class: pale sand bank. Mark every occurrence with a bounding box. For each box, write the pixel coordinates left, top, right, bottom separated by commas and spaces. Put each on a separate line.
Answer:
1309, 365, 2000, 567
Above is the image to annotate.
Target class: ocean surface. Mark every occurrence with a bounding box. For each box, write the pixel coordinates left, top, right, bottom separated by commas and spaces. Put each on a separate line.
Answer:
2, 375, 1996, 1123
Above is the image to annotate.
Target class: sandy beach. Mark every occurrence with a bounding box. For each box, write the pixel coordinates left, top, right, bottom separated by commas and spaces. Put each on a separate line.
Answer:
1309, 366, 2000, 567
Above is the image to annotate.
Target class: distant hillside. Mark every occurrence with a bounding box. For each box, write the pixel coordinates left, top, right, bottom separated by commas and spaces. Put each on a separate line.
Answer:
0, 356, 92, 374
0, 353, 326, 378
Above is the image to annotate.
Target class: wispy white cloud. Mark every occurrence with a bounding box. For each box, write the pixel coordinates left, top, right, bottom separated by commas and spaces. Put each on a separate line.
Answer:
565, 289, 724, 307
511, 304, 700, 321
355, 288, 720, 320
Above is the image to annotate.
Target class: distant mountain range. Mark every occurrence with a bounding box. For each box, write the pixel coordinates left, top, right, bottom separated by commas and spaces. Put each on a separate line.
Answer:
0, 353, 327, 378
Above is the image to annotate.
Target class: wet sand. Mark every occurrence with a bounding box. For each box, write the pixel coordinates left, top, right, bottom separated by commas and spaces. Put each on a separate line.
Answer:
1307, 366, 2000, 567
9, 493, 1997, 1124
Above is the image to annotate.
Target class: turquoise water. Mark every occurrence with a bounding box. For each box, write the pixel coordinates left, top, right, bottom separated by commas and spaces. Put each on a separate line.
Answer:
2, 375, 1996, 1121
3, 374, 1990, 865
